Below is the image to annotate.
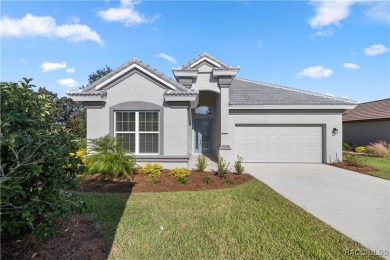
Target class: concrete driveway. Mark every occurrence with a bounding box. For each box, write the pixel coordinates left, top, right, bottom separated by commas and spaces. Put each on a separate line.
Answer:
244, 163, 390, 256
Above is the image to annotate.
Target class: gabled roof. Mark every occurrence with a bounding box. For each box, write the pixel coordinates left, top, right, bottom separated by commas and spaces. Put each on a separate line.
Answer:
230, 78, 357, 106
343, 98, 390, 121
175, 52, 239, 70
69, 57, 193, 97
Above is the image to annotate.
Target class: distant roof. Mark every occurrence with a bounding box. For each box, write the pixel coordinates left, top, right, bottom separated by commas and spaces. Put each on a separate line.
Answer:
343, 98, 390, 121
70, 57, 193, 96
230, 78, 358, 106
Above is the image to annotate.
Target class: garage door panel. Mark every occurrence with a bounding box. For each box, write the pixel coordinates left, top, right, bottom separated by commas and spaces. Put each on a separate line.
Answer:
235, 126, 322, 163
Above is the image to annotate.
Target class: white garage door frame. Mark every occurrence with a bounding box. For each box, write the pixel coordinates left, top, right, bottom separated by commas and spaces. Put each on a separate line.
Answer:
234, 124, 325, 163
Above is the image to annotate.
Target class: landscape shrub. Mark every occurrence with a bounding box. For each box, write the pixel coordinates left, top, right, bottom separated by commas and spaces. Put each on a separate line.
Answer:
366, 141, 390, 158
234, 155, 245, 175
195, 155, 208, 172
170, 167, 191, 184
344, 153, 362, 167
354, 146, 366, 153
342, 140, 352, 151
202, 176, 213, 185
85, 135, 135, 179
141, 163, 163, 183
217, 156, 230, 178
0, 78, 84, 241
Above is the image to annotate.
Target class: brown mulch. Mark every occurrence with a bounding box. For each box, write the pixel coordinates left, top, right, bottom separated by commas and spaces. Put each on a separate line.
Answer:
77, 170, 253, 193
1, 215, 109, 260
330, 161, 378, 174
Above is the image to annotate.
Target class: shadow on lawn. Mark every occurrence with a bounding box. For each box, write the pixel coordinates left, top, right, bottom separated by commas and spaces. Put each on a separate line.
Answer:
0, 180, 134, 260
78, 179, 135, 259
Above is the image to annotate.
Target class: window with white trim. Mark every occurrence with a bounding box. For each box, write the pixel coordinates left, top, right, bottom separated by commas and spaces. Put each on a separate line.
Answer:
115, 111, 159, 154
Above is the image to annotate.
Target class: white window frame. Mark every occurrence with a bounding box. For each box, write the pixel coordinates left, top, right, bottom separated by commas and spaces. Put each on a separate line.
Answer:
114, 111, 159, 155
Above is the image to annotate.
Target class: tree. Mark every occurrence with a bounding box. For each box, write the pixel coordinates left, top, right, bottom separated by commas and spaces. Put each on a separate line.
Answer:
37, 87, 86, 138
87, 65, 112, 85
1, 78, 84, 241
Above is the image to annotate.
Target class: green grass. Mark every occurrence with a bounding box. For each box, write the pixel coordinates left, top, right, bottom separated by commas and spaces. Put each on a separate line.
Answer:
80, 180, 380, 259
349, 155, 390, 180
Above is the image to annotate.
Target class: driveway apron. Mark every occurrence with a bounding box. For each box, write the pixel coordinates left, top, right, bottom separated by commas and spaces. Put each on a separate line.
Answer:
244, 163, 390, 257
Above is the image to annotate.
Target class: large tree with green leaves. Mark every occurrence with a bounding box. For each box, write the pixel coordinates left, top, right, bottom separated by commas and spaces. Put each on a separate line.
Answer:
37, 87, 86, 138
0, 78, 84, 241
87, 65, 112, 85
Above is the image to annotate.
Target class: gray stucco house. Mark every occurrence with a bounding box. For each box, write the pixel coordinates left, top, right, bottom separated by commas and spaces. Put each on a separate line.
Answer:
343, 98, 390, 145
68, 53, 357, 167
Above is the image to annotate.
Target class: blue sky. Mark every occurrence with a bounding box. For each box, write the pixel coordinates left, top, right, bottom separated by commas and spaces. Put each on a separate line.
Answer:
1, 0, 389, 102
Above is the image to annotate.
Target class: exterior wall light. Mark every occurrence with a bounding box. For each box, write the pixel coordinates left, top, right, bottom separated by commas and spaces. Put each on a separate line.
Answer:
332, 128, 338, 136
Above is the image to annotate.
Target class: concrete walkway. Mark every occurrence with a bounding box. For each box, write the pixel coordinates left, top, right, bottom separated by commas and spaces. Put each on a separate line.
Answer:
244, 163, 390, 257
188, 154, 218, 171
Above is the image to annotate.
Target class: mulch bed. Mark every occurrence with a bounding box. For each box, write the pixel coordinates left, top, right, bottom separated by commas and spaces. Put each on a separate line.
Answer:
77, 169, 253, 193
1, 215, 109, 260
330, 161, 378, 174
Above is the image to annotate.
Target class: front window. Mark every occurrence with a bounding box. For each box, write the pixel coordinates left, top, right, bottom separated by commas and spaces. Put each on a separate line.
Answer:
115, 111, 159, 154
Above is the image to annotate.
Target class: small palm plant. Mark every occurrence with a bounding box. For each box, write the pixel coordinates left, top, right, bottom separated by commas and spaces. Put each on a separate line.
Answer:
85, 135, 135, 179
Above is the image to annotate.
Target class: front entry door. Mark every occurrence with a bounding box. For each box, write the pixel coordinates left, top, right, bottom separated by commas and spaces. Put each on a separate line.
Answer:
195, 119, 213, 154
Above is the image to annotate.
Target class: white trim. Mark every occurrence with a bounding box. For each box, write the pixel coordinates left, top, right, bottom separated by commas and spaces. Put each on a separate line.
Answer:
96, 64, 176, 91
190, 57, 221, 68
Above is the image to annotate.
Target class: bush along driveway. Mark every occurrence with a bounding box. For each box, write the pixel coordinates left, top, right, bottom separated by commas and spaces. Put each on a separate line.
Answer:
245, 163, 390, 259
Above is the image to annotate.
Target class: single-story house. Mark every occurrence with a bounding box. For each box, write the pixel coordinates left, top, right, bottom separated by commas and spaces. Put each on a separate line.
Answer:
68, 53, 357, 167
343, 98, 390, 145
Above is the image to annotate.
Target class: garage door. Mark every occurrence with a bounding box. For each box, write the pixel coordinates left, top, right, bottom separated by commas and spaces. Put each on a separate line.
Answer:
235, 125, 322, 163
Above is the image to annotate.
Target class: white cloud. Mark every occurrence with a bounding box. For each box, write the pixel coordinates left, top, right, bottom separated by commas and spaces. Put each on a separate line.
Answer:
97, 0, 159, 26
364, 44, 390, 56
0, 13, 103, 44
296, 66, 333, 79
343, 63, 360, 70
40, 61, 67, 72
312, 28, 334, 38
364, 2, 390, 24
309, 1, 355, 28
19, 58, 27, 63
325, 93, 335, 97
155, 53, 176, 63
57, 78, 79, 87
66, 68, 75, 73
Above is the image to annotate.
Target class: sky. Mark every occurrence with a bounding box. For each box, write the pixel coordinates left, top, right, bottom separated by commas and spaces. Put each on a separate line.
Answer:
1, 0, 389, 103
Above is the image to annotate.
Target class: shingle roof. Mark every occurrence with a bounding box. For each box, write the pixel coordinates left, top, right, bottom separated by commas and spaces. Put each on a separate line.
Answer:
79, 58, 189, 94
343, 98, 390, 121
230, 78, 357, 106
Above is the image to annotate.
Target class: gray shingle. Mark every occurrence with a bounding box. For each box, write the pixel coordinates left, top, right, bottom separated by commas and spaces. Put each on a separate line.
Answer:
230, 78, 357, 106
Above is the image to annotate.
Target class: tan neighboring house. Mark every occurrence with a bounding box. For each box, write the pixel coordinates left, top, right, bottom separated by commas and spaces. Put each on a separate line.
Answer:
343, 98, 390, 145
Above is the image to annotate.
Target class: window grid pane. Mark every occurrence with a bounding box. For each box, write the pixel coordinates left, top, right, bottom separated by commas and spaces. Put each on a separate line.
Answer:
116, 133, 135, 153
139, 112, 159, 132
115, 111, 159, 154
139, 133, 158, 153
116, 112, 135, 132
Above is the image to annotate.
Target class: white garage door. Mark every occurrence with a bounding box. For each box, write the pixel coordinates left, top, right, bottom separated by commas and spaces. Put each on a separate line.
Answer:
235, 125, 322, 163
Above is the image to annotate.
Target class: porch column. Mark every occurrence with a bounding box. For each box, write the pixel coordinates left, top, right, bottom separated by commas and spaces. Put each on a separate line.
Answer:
218, 77, 232, 163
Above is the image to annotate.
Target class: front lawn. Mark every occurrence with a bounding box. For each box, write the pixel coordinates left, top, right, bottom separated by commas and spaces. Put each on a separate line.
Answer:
355, 155, 390, 180
80, 179, 379, 259
332, 154, 390, 180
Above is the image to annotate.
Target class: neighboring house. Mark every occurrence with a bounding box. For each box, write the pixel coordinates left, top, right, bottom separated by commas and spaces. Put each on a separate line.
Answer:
68, 53, 357, 167
343, 98, 390, 145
